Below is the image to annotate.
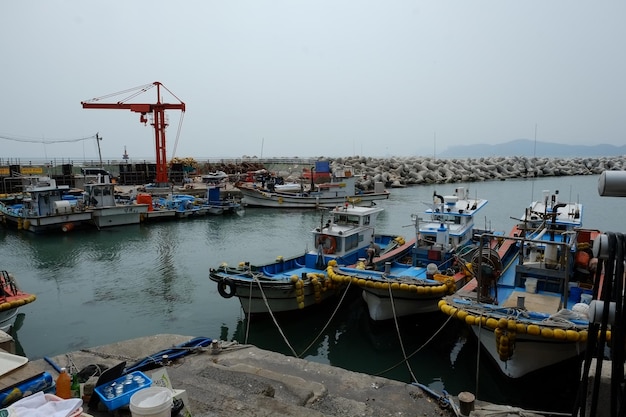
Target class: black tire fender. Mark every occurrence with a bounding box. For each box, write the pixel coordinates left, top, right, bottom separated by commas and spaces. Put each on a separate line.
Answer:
217, 278, 236, 298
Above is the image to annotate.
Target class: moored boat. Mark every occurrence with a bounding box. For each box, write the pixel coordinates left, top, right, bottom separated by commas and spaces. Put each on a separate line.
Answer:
84, 181, 149, 228
439, 189, 602, 378
332, 186, 490, 321
0, 176, 91, 233
0, 270, 37, 332
201, 185, 243, 215
209, 203, 409, 314
237, 165, 390, 209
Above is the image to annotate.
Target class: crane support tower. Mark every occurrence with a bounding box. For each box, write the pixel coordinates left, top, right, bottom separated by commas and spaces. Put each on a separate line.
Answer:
81, 82, 186, 185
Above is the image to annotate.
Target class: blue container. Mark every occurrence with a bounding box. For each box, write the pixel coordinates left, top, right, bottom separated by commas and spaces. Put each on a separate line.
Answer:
315, 161, 330, 173
94, 371, 152, 411
569, 286, 583, 303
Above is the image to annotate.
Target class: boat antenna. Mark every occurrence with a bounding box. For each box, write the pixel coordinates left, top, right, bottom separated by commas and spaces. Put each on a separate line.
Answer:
530, 123, 537, 201
96, 132, 103, 168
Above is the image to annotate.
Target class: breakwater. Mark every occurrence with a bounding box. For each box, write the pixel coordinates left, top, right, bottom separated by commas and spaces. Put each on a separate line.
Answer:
314, 156, 626, 188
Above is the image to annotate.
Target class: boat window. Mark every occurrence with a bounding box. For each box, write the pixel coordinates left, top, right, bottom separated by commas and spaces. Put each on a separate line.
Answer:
344, 234, 359, 251
364, 216, 370, 225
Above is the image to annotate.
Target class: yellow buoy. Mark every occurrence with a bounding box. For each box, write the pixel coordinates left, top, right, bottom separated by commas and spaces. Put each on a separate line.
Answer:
527, 324, 541, 336
486, 318, 499, 329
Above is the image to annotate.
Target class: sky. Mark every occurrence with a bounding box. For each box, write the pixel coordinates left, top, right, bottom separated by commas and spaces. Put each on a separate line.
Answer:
1, 1, 625, 162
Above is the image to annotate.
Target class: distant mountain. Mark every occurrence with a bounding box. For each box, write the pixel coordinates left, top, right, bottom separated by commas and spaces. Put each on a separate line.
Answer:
437, 139, 626, 158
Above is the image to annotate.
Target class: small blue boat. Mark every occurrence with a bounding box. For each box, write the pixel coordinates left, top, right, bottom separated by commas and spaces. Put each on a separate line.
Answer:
210, 203, 412, 314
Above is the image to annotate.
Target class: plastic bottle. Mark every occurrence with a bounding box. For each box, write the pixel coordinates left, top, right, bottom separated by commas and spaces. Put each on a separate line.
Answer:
70, 373, 81, 398
55, 367, 71, 399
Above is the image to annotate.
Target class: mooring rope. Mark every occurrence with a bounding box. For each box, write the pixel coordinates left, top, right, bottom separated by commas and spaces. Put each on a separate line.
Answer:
252, 273, 299, 357
244, 278, 254, 344
386, 283, 417, 382
375, 312, 455, 377
296, 279, 353, 358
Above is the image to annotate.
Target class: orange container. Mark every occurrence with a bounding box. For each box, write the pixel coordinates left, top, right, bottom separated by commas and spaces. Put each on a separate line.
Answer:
136, 194, 153, 212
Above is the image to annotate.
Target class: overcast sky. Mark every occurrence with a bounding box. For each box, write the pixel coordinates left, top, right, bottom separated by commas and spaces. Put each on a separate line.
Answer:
1, 1, 624, 162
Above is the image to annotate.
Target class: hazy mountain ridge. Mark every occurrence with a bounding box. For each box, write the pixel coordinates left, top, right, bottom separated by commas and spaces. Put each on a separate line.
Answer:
437, 139, 626, 158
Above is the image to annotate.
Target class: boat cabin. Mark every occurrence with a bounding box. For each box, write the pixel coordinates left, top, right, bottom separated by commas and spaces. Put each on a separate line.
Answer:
84, 182, 116, 208
312, 204, 384, 257
21, 177, 74, 216
419, 187, 487, 251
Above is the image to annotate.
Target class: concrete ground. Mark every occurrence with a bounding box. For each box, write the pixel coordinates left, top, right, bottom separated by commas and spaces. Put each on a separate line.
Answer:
37, 334, 457, 417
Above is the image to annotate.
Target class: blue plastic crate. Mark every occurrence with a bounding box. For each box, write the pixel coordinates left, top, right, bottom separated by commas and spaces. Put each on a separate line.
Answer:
94, 371, 152, 410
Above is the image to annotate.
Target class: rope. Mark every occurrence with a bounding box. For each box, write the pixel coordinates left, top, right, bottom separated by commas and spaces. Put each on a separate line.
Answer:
296, 279, 352, 358
375, 313, 455, 377
386, 283, 417, 382
244, 279, 254, 344
252, 273, 298, 357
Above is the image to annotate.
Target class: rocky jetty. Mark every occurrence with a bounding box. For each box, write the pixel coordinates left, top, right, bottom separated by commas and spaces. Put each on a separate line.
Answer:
318, 156, 626, 189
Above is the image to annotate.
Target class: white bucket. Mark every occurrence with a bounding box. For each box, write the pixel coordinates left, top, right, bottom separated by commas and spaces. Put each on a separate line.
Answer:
525, 278, 538, 294
129, 387, 173, 417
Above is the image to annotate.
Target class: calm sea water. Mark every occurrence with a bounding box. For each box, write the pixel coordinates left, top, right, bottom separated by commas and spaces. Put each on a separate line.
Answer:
1, 174, 623, 412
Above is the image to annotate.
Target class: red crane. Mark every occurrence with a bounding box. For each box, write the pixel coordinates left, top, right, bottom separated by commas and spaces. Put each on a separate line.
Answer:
81, 82, 186, 185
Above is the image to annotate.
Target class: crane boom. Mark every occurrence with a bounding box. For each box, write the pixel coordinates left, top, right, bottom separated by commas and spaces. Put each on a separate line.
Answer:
81, 81, 185, 185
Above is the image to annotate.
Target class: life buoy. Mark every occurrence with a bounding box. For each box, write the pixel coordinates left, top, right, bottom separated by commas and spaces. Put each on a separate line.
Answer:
317, 234, 337, 254
217, 278, 236, 298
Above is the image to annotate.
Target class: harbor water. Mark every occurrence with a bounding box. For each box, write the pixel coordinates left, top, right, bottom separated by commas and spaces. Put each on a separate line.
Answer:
1, 174, 624, 413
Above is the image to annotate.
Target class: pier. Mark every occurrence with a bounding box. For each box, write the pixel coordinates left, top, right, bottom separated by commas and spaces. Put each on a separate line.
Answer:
6, 334, 451, 417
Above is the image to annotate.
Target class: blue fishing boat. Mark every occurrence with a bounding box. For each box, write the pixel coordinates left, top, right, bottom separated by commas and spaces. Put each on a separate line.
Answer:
329, 186, 490, 321
439, 189, 602, 378
209, 203, 412, 314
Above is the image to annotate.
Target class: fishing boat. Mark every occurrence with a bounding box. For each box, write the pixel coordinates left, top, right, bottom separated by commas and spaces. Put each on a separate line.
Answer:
84, 180, 149, 228
0, 271, 37, 332
438, 189, 602, 378
201, 171, 229, 184
237, 165, 390, 209
209, 203, 411, 314
0, 176, 92, 233
201, 185, 243, 215
328, 186, 490, 321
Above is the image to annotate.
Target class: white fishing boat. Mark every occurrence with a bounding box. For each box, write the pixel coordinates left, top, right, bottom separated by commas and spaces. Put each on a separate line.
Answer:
439, 189, 603, 378
84, 180, 149, 228
334, 186, 490, 321
238, 166, 389, 209
0, 177, 92, 233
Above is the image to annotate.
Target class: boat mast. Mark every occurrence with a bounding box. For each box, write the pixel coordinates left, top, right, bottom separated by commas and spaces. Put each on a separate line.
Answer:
96, 133, 103, 168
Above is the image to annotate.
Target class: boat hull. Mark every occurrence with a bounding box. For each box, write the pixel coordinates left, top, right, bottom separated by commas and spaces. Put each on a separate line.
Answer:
470, 325, 585, 378
220, 278, 343, 314
1, 212, 92, 233
0, 308, 20, 333
90, 204, 149, 228
361, 289, 442, 320
239, 188, 389, 208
